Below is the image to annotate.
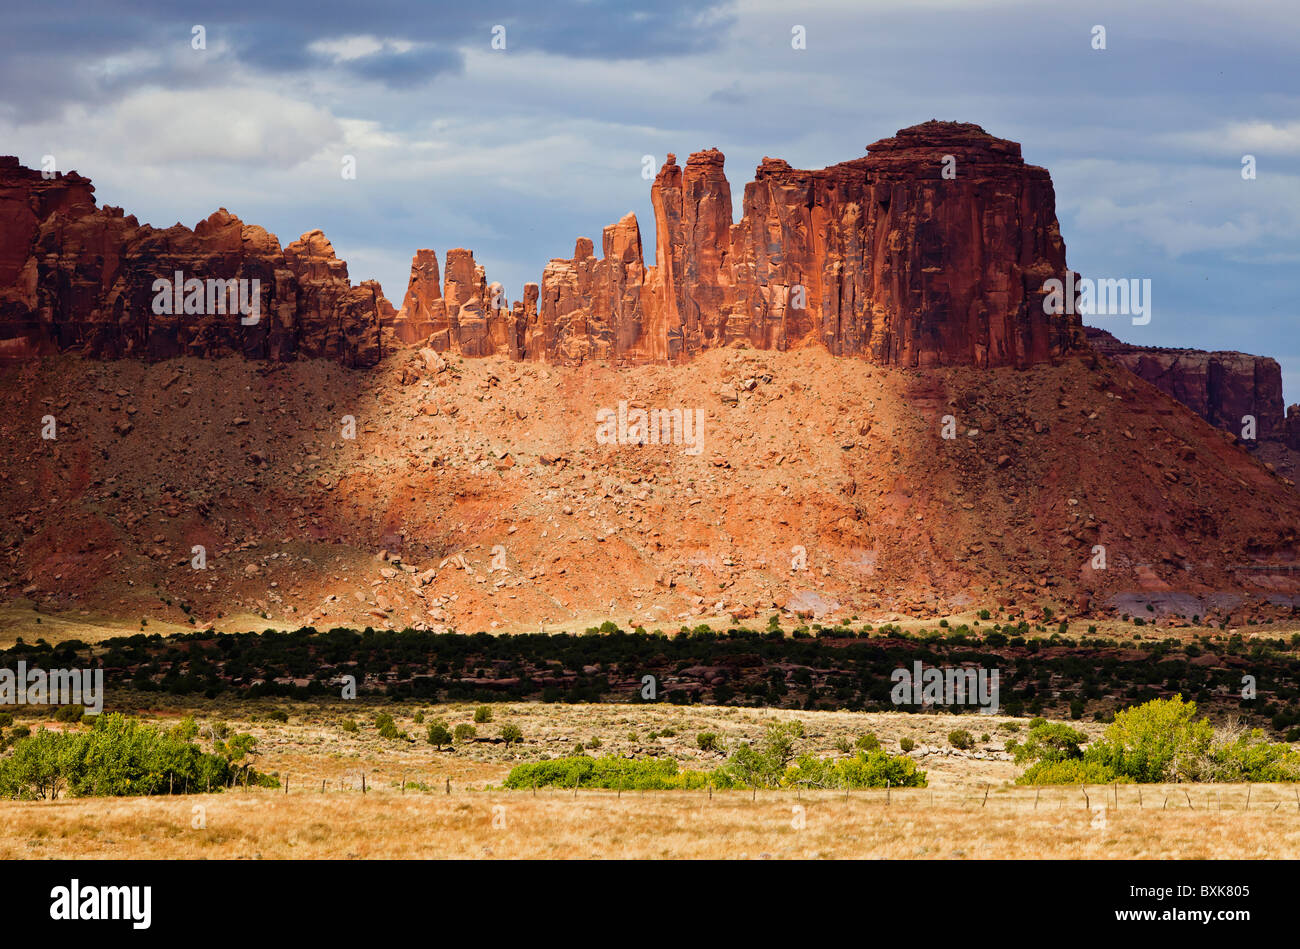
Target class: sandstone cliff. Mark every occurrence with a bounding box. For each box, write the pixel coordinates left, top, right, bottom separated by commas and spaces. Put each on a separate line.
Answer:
392, 121, 1086, 367
0, 156, 391, 367
1086, 326, 1289, 443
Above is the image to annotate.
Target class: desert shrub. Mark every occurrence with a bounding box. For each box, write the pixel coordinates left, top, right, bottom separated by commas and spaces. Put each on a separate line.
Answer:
0, 713, 12, 728
426, 721, 452, 748
0, 713, 273, 798
340, 719, 358, 733
374, 713, 405, 740
1204, 728, 1300, 782
855, 733, 881, 752
760, 721, 803, 767
413, 711, 426, 725
696, 732, 720, 752
720, 721, 804, 787
724, 742, 784, 790
264, 709, 288, 723
1011, 722, 1088, 765
1015, 697, 1300, 784
899, 737, 916, 752
168, 716, 200, 741
948, 729, 975, 751
1093, 695, 1212, 783
53, 705, 85, 724
453, 723, 476, 742
474, 706, 493, 724
1019, 758, 1125, 785
504, 755, 681, 790
834, 737, 852, 754
500, 723, 522, 745
786, 749, 928, 789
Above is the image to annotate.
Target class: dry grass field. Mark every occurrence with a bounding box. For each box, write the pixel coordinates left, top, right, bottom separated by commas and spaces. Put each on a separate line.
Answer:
4, 785, 1300, 859
0, 699, 1298, 858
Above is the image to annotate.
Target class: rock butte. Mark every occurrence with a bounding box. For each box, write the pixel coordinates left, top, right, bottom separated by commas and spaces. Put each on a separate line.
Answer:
391, 121, 1086, 369
2, 121, 1083, 372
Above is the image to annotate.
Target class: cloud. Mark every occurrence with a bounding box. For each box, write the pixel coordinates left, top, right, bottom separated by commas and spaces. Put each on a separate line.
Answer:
1054, 158, 1300, 259
1161, 121, 1300, 156
93, 88, 342, 167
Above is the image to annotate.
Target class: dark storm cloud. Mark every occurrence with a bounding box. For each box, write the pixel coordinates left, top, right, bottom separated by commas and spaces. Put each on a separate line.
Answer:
0, 0, 734, 121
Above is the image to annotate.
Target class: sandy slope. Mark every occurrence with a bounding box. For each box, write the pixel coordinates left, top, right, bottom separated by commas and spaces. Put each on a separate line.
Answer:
0, 344, 1296, 635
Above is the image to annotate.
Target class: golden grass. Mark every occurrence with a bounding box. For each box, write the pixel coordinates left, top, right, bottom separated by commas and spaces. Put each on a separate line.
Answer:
4, 699, 1297, 859
3, 784, 1299, 859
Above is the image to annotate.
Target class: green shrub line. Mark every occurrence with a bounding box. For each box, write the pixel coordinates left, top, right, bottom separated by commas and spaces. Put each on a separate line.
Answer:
0, 713, 276, 799
1015, 696, 1300, 784
503, 720, 926, 791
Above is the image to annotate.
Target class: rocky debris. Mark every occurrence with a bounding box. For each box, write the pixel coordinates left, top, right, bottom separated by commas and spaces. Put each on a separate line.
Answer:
0, 156, 390, 368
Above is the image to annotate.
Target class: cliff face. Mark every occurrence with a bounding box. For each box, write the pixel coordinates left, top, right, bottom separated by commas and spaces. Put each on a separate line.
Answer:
0, 156, 391, 368
391, 121, 1085, 368
0, 122, 1088, 369
1086, 327, 1289, 442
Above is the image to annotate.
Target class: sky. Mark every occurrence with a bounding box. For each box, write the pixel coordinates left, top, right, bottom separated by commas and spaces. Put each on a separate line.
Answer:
2, 0, 1297, 400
